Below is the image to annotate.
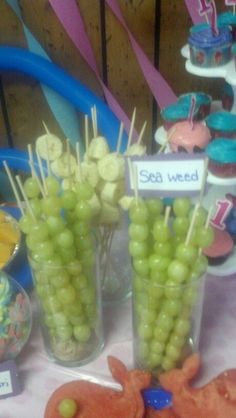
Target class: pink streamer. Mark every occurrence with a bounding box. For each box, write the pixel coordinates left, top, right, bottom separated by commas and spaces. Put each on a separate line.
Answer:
105, 0, 177, 109
48, 0, 132, 136
184, 0, 206, 24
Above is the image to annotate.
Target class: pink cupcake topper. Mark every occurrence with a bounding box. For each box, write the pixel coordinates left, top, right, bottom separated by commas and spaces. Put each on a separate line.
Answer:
188, 95, 197, 130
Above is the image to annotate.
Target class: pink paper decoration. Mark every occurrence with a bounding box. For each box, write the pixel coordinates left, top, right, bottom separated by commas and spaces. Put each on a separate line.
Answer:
184, 0, 206, 24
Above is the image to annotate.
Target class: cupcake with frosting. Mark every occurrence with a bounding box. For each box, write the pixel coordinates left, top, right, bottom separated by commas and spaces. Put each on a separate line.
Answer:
168, 120, 211, 153
206, 137, 236, 177
218, 11, 236, 41
221, 82, 234, 111
161, 102, 199, 130
205, 111, 236, 139
178, 92, 212, 119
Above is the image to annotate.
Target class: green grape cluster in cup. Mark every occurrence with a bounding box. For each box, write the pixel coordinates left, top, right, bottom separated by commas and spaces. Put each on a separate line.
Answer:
129, 196, 214, 373
19, 172, 101, 363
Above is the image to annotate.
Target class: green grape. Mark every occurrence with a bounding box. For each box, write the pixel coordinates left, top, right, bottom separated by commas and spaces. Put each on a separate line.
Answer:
136, 292, 149, 309
26, 234, 39, 251
154, 241, 173, 257
146, 198, 164, 217
148, 352, 162, 368
61, 248, 77, 263
197, 226, 214, 248
31, 222, 49, 241
149, 254, 171, 272
138, 341, 149, 360
138, 322, 153, 340
133, 258, 149, 276
73, 323, 91, 342
173, 197, 191, 217
150, 340, 165, 354
53, 312, 70, 326
162, 299, 181, 317
153, 327, 169, 343
57, 286, 77, 304
37, 283, 54, 298
75, 201, 92, 221
65, 210, 77, 224
175, 318, 191, 337
51, 271, 70, 288
80, 249, 94, 268
128, 223, 149, 242
175, 243, 198, 265
64, 304, 85, 325
46, 215, 65, 234
153, 218, 170, 242
156, 312, 174, 331
129, 240, 148, 258
168, 333, 185, 348
165, 343, 181, 361
67, 260, 82, 276
19, 214, 33, 234
30, 198, 42, 218
75, 235, 93, 252
167, 260, 189, 283
56, 324, 73, 341
58, 398, 78, 418
165, 280, 182, 299
76, 182, 94, 200
133, 276, 145, 293
72, 274, 88, 291
173, 216, 190, 236
56, 229, 74, 248
80, 286, 95, 304
73, 221, 90, 236
43, 295, 62, 313
129, 199, 148, 224
189, 206, 207, 227
141, 308, 157, 324
150, 269, 166, 284
23, 176, 40, 198
162, 357, 176, 371
36, 241, 55, 260
171, 235, 184, 248
44, 314, 56, 329
193, 254, 208, 276
147, 283, 164, 300
42, 196, 61, 216
61, 189, 77, 210
45, 176, 60, 196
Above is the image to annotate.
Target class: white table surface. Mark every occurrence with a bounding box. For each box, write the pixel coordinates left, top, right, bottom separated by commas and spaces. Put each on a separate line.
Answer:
3, 273, 236, 418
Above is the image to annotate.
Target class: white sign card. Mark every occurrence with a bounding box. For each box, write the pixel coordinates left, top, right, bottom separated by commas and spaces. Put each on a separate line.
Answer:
125, 153, 207, 197
0, 360, 22, 399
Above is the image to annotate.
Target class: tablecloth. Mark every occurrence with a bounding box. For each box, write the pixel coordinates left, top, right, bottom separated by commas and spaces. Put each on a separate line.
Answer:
2, 273, 236, 418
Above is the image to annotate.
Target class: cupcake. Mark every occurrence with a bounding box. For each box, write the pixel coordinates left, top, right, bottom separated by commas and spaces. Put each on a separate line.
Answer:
203, 226, 234, 265
188, 24, 232, 67
218, 11, 236, 42
205, 111, 236, 139
221, 82, 234, 111
178, 92, 212, 119
161, 102, 199, 130
168, 120, 211, 153
206, 138, 236, 177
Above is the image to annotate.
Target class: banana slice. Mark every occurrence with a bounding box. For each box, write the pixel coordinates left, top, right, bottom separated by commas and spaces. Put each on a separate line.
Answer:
81, 161, 99, 188
125, 143, 147, 156
88, 193, 101, 217
118, 195, 134, 211
97, 153, 125, 182
99, 202, 121, 224
51, 154, 77, 178
36, 134, 63, 161
100, 181, 124, 205
88, 136, 109, 160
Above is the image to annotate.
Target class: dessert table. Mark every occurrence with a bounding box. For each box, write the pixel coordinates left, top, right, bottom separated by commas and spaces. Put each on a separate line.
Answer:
3, 273, 236, 418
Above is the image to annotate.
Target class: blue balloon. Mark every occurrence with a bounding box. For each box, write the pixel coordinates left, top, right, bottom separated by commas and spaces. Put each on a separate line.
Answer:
0, 46, 128, 151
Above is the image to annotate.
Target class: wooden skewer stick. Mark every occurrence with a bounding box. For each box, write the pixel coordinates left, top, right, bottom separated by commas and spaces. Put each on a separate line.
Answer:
128, 158, 138, 204
164, 206, 171, 227
45, 136, 51, 176
185, 202, 200, 246
91, 106, 98, 138
199, 157, 209, 207
36, 149, 48, 195
137, 120, 147, 145
85, 114, 89, 152
126, 107, 136, 151
15, 175, 36, 221
42, 120, 50, 134
3, 161, 25, 216
116, 122, 124, 155
75, 142, 82, 182
27, 144, 35, 177
29, 161, 46, 198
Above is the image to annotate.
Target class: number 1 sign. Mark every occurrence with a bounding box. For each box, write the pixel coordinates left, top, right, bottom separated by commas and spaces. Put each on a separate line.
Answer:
198, 0, 212, 15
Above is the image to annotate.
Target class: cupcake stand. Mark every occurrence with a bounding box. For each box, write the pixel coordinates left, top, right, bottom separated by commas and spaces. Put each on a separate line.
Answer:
155, 43, 236, 277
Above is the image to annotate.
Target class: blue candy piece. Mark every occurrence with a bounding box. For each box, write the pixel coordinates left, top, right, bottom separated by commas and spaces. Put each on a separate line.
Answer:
142, 387, 172, 411
205, 138, 236, 164
205, 112, 236, 133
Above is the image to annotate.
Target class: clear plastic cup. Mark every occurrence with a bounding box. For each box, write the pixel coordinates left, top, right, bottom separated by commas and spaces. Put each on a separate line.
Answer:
132, 273, 206, 376
29, 252, 104, 367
